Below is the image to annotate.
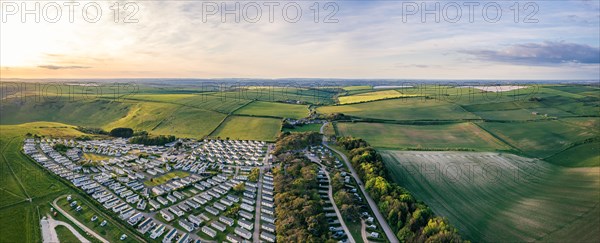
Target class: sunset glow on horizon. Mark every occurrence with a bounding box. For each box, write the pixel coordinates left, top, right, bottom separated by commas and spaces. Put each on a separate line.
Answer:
1, 1, 599, 80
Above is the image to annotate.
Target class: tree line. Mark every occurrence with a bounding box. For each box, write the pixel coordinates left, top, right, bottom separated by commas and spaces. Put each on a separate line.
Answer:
336, 137, 465, 242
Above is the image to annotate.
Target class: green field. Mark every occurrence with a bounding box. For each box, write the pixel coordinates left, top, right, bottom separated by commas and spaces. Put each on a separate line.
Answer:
479, 120, 599, 158
55, 224, 86, 243
234, 101, 308, 119
144, 171, 190, 187
211, 115, 281, 141
0, 123, 81, 242
318, 98, 478, 121
282, 123, 322, 133
545, 142, 600, 167
380, 151, 600, 242
335, 122, 509, 150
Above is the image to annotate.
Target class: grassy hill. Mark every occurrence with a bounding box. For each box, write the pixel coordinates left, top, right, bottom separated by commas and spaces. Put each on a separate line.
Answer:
0, 98, 131, 127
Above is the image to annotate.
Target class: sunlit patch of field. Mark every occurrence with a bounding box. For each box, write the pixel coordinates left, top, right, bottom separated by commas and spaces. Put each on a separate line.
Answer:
381, 151, 600, 242
337, 90, 418, 104
342, 86, 372, 91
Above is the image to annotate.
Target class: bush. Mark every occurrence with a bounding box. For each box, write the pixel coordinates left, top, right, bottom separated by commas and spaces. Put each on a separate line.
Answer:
53, 144, 69, 153
130, 135, 176, 146
109, 127, 133, 138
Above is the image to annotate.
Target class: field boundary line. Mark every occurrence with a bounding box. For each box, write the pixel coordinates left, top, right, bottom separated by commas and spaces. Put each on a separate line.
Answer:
538, 202, 600, 241
471, 122, 523, 154
0, 137, 32, 200
207, 115, 231, 137
0, 187, 27, 200
228, 99, 254, 115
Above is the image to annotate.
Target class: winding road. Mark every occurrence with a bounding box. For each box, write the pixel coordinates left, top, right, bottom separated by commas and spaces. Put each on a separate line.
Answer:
320, 122, 399, 243
306, 155, 355, 243
52, 196, 110, 243
41, 214, 91, 243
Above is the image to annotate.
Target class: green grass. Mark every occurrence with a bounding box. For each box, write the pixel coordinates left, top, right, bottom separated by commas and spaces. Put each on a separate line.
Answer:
56, 196, 138, 243
103, 101, 226, 138
318, 98, 478, 121
0, 122, 81, 243
335, 122, 509, 150
55, 224, 86, 243
380, 150, 600, 242
82, 153, 114, 162
545, 142, 600, 167
479, 120, 599, 158
234, 101, 308, 119
211, 115, 281, 141
282, 123, 322, 133
144, 171, 190, 187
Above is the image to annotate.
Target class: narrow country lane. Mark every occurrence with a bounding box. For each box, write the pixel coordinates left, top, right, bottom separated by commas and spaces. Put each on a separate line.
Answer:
320, 122, 399, 243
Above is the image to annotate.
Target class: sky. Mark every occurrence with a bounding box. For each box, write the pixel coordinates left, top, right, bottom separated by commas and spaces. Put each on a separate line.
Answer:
1, 0, 599, 80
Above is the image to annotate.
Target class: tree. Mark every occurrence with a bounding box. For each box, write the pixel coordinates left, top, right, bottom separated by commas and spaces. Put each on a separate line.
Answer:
331, 172, 344, 192
109, 127, 133, 138
233, 183, 245, 193
53, 144, 69, 153
248, 168, 260, 182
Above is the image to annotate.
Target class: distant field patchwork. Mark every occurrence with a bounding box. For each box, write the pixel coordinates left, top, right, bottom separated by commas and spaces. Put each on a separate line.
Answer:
335, 122, 508, 150
380, 151, 600, 242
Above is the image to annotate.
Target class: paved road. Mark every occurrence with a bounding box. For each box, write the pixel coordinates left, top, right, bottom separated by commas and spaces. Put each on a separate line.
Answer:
320, 123, 399, 243
253, 168, 263, 242
52, 196, 110, 243
360, 219, 371, 243
306, 155, 355, 243
40, 216, 59, 243
42, 214, 92, 243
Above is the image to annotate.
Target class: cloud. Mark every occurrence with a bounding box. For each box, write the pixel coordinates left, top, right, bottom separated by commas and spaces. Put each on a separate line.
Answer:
461, 41, 600, 65
38, 65, 91, 70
